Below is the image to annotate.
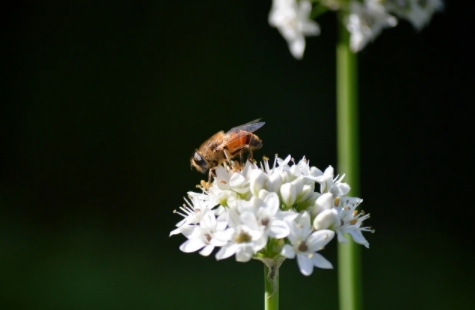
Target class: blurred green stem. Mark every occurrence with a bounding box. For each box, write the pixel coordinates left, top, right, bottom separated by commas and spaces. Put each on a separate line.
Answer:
336, 13, 362, 310
264, 264, 279, 310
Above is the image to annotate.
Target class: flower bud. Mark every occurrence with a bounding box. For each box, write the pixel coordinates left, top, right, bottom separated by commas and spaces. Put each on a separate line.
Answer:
313, 209, 337, 230
280, 182, 297, 208
250, 169, 268, 197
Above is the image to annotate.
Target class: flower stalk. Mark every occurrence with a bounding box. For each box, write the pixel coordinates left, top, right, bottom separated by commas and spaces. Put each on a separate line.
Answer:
262, 257, 284, 310
264, 265, 279, 310
336, 12, 362, 310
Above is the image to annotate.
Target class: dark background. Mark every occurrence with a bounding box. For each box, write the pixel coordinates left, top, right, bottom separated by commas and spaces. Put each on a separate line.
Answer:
2, 1, 474, 309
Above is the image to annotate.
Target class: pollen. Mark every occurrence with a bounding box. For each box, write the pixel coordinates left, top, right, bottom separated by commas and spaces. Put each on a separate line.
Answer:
334, 197, 340, 206
200, 180, 210, 190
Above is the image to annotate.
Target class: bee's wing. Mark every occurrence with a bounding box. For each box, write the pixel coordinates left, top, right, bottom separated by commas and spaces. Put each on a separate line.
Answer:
226, 118, 265, 134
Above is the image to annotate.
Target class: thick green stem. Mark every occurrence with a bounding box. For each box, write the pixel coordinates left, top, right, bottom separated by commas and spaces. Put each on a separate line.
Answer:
336, 13, 363, 310
264, 264, 279, 310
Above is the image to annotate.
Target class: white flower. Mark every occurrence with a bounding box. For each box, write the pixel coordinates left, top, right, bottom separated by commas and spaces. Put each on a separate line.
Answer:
346, 0, 398, 52
281, 212, 335, 276
333, 197, 372, 248
169, 193, 213, 236
311, 166, 350, 198
213, 166, 249, 194
269, 0, 320, 59
215, 209, 266, 262
179, 210, 228, 256
385, 0, 443, 30
207, 164, 252, 207
254, 191, 291, 239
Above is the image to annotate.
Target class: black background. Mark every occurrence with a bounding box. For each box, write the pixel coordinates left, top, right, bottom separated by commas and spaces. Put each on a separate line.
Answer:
1, 1, 474, 309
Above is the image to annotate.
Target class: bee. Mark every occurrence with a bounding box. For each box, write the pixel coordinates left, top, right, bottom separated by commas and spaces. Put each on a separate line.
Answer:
191, 118, 265, 178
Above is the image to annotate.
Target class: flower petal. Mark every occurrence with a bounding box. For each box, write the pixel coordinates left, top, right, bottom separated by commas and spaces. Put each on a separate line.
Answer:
311, 253, 333, 269
200, 211, 216, 230
306, 230, 335, 252
179, 239, 206, 253
263, 192, 280, 214
281, 244, 296, 259
297, 211, 312, 234
268, 220, 290, 238
336, 230, 348, 243
297, 253, 314, 276
216, 243, 236, 260
235, 244, 254, 262
289, 37, 305, 59
347, 227, 370, 248
199, 244, 215, 256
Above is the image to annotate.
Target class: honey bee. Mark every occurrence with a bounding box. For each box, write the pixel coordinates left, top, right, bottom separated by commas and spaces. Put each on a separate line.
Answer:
191, 118, 265, 178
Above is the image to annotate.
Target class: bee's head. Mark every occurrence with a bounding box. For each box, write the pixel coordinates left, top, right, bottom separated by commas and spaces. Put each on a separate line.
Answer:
190, 151, 209, 174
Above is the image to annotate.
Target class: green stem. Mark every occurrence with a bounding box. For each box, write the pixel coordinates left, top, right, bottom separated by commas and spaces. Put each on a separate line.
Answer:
336, 13, 362, 310
264, 264, 279, 310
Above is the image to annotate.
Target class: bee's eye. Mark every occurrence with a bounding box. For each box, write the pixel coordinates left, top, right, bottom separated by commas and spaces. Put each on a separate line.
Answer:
194, 153, 203, 162
193, 152, 208, 173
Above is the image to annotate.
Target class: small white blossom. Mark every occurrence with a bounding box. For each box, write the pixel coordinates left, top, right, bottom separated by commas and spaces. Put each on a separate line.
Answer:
281, 212, 335, 276
269, 0, 320, 59
346, 0, 398, 52
170, 193, 213, 236
333, 197, 372, 248
254, 191, 291, 239
179, 210, 228, 256
311, 166, 350, 198
215, 209, 266, 262
385, 0, 443, 30
312, 196, 372, 248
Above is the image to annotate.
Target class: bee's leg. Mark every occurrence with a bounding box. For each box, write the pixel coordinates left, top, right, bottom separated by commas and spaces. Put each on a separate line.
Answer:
208, 171, 212, 184
247, 136, 255, 162
224, 150, 235, 170
247, 149, 254, 163
207, 168, 216, 185
223, 149, 232, 164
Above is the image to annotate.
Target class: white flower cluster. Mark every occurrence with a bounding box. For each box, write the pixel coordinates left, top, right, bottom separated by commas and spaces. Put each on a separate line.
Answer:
171, 155, 372, 276
268, 0, 443, 56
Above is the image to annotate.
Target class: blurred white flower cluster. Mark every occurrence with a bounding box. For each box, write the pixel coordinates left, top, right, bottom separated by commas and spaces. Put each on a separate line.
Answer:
269, 0, 443, 56
171, 155, 372, 276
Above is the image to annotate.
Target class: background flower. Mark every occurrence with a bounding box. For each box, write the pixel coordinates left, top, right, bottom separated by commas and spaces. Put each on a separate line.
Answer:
269, 0, 320, 59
